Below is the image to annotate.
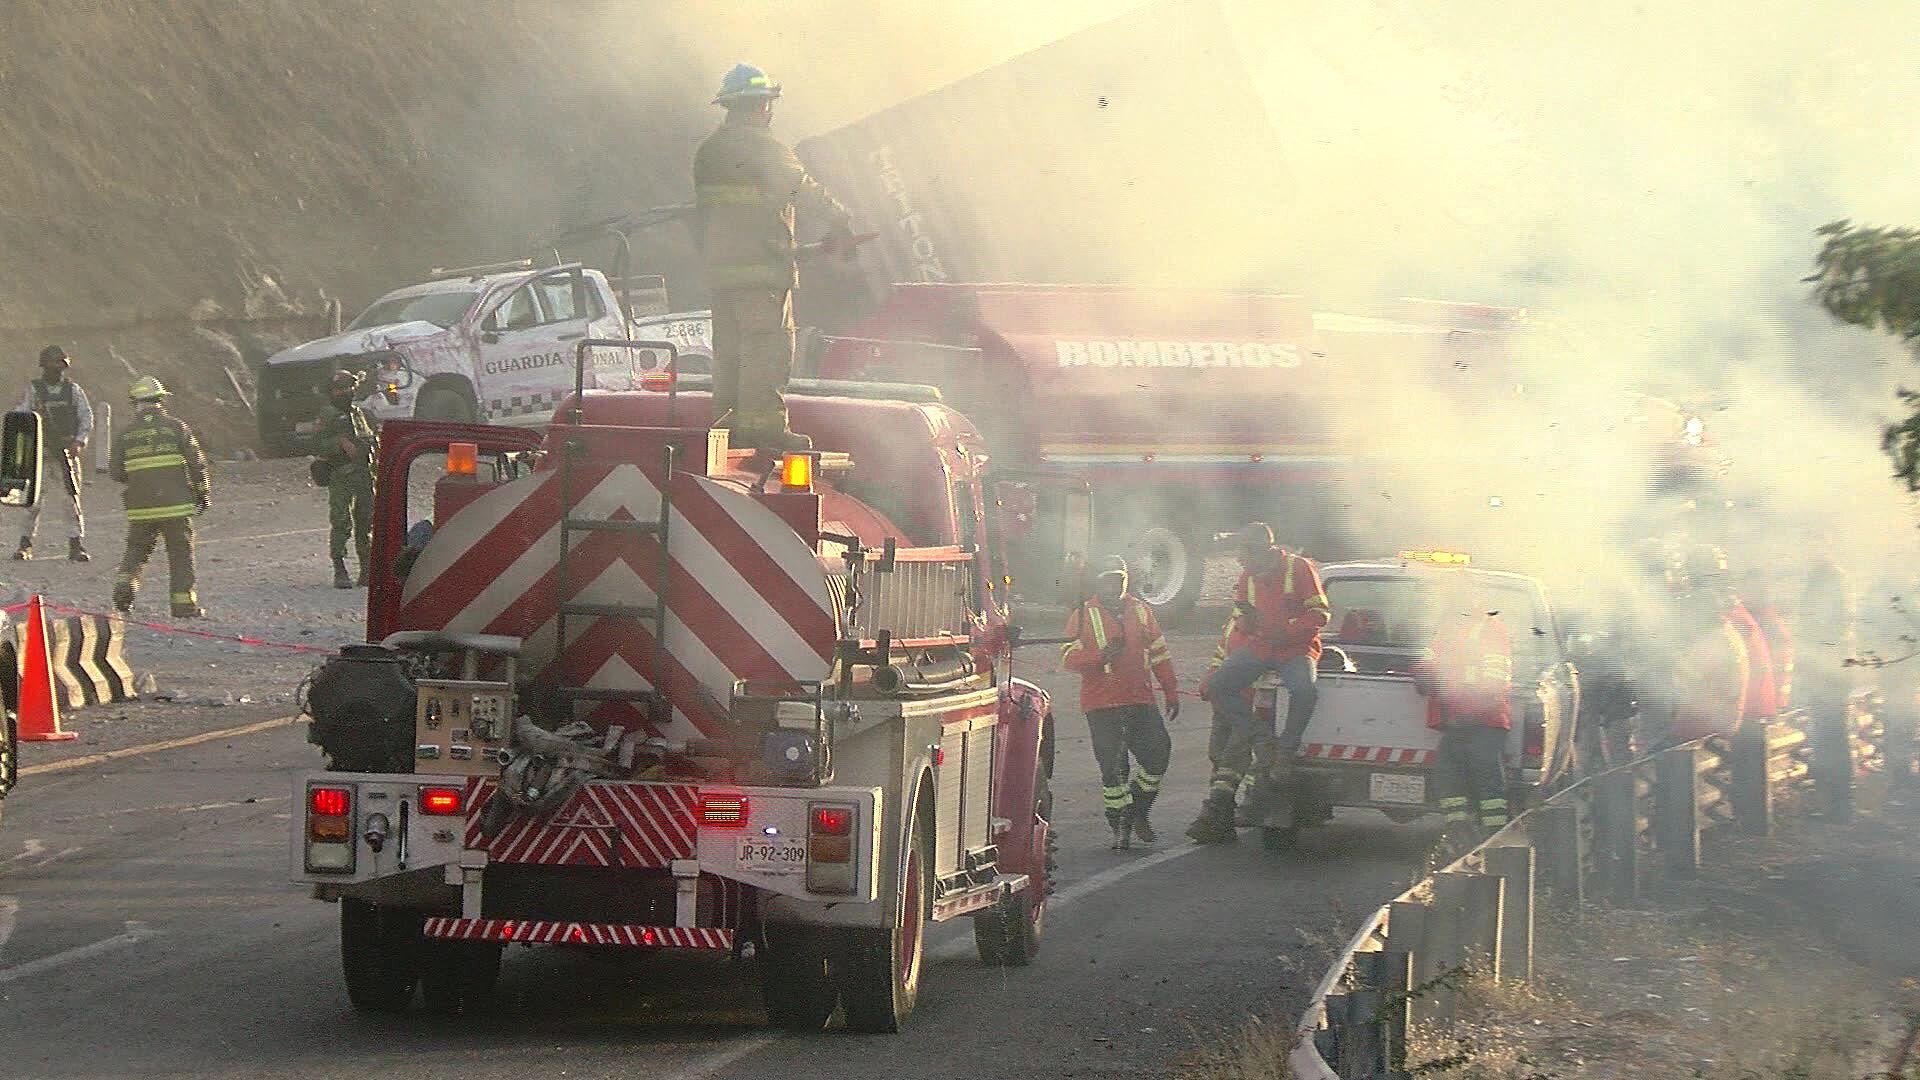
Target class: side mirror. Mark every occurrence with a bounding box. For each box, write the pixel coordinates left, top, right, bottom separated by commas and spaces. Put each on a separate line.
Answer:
0, 411, 42, 508
481, 331, 501, 345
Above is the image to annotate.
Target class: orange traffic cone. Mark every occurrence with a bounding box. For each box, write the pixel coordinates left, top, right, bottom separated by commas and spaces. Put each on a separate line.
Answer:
18, 594, 75, 742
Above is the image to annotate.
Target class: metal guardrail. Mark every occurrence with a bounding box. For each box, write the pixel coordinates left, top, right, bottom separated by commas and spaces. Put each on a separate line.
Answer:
1289, 692, 1884, 1079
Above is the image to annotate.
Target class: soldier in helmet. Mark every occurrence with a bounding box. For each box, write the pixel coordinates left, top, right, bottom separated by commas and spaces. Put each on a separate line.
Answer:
314, 369, 376, 588
110, 376, 209, 618
693, 63, 854, 452
13, 345, 93, 563
1060, 556, 1179, 849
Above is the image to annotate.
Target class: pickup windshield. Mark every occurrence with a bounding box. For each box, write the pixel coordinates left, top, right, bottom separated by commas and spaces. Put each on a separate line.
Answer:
1325, 573, 1551, 672
347, 289, 478, 331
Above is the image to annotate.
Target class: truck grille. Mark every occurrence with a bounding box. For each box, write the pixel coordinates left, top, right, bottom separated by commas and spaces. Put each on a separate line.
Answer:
257, 351, 397, 452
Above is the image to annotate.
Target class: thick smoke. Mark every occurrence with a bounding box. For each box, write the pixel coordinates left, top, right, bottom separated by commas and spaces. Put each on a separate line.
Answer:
660, 0, 1920, 641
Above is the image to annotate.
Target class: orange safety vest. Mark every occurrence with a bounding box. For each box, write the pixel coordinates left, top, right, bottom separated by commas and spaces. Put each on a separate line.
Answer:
1211, 548, 1331, 667
1062, 595, 1179, 711
1418, 613, 1514, 730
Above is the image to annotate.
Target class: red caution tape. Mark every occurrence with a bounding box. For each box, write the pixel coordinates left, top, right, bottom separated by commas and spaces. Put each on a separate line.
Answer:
2, 600, 339, 655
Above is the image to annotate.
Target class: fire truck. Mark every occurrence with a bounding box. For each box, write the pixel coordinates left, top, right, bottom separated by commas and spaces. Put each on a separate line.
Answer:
289, 342, 1070, 1032
810, 285, 1526, 621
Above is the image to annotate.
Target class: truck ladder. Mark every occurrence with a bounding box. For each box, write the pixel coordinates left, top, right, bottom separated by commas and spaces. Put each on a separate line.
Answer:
552, 336, 685, 729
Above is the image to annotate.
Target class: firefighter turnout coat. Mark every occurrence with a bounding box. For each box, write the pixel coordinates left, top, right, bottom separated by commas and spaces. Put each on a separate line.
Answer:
1210, 548, 1331, 669
110, 408, 209, 521
1062, 595, 1179, 710
693, 115, 851, 292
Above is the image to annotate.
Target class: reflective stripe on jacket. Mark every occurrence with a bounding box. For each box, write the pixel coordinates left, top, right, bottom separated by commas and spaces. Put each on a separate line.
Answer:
110, 408, 207, 522
693, 116, 850, 292
1416, 613, 1514, 730
1062, 595, 1179, 711
1211, 548, 1331, 667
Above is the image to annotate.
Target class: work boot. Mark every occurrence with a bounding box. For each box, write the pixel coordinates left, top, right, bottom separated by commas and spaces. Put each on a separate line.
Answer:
1235, 779, 1279, 828
171, 604, 206, 619
1108, 819, 1131, 851
332, 558, 352, 589
1185, 793, 1238, 845
355, 563, 368, 588
1130, 809, 1159, 846
12, 537, 30, 561
67, 537, 90, 563
112, 582, 134, 614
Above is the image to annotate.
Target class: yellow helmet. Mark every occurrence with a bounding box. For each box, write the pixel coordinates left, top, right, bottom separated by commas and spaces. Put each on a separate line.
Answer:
128, 375, 170, 403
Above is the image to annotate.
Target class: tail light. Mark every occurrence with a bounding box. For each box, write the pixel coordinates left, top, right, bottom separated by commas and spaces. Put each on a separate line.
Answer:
1522, 706, 1546, 764
640, 370, 674, 392
806, 801, 857, 895
699, 793, 748, 827
305, 784, 355, 873
446, 442, 478, 478
419, 786, 463, 815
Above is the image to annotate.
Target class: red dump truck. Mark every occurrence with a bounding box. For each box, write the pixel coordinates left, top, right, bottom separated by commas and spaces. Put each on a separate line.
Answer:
810, 285, 1524, 619
290, 343, 1071, 1031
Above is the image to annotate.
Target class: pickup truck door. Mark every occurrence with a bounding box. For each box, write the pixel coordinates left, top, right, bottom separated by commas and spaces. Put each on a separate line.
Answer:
474, 270, 581, 420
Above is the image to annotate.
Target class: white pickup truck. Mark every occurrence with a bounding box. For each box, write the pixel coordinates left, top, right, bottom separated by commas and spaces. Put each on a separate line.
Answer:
256, 262, 713, 456
1249, 553, 1580, 849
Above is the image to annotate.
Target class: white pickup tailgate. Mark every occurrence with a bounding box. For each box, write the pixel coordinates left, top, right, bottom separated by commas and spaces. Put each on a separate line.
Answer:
1277, 673, 1440, 765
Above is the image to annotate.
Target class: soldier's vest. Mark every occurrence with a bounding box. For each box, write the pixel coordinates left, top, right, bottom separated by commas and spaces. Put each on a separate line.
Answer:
120, 414, 198, 522
29, 379, 80, 444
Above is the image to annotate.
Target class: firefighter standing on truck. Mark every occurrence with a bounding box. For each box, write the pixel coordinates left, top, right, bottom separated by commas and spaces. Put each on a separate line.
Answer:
1187, 523, 1331, 844
693, 63, 853, 453
1061, 557, 1179, 850
315, 369, 375, 589
110, 376, 208, 618
13, 345, 93, 563
1413, 595, 1514, 843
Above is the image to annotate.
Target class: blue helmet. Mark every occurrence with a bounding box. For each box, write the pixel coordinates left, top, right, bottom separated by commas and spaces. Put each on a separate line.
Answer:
713, 63, 781, 106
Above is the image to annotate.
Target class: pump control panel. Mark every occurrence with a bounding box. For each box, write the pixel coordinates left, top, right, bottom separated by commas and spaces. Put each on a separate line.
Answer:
414, 679, 513, 778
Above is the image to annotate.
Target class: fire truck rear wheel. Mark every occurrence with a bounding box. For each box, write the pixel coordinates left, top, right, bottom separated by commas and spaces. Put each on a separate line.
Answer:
760, 930, 837, 1031
837, 806, 928, 1033
419, 939, 502, 1014
340, 899, 424, 1013
1127, 524, 1202, 624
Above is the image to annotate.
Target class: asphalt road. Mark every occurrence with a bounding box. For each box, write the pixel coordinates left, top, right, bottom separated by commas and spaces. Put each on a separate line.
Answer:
0, 634, 1440, 1080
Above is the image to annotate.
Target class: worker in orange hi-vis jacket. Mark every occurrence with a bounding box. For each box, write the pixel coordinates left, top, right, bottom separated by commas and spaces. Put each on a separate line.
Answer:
1413, 602, 1514, 844
1061, 556, 1179, 850
1186, 522, 1330, 845
1667, 549, 1749, 744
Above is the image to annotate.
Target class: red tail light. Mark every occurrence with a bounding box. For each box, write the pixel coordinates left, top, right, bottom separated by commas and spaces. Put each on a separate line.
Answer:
811, 806, 852, 836
419, 787, 463, 815
310, 786, 350, 818
699, 793, 748, 827
641, 370, 674, 391
1523, 719, 1545, 760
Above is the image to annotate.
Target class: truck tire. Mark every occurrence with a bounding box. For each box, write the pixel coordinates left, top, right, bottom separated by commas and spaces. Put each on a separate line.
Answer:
837, 804, 928, 1033
1128, 524, 1203, 624
340, 899, 424, 1013
760, 930, 837, 1031
419, 939, 501, 1014
416, 386, 476, 424
975, 769, 1051, 966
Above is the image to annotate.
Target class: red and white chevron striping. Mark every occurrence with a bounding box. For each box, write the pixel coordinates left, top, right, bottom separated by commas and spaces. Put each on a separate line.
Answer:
423, 917, 733, 949
464, 778, 699, 867
392, 461, 837, 746
1303, 743, 1436, 765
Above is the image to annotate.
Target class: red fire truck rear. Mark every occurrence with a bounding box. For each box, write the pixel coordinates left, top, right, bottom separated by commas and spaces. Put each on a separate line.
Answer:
291, 341, 1067, 1032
